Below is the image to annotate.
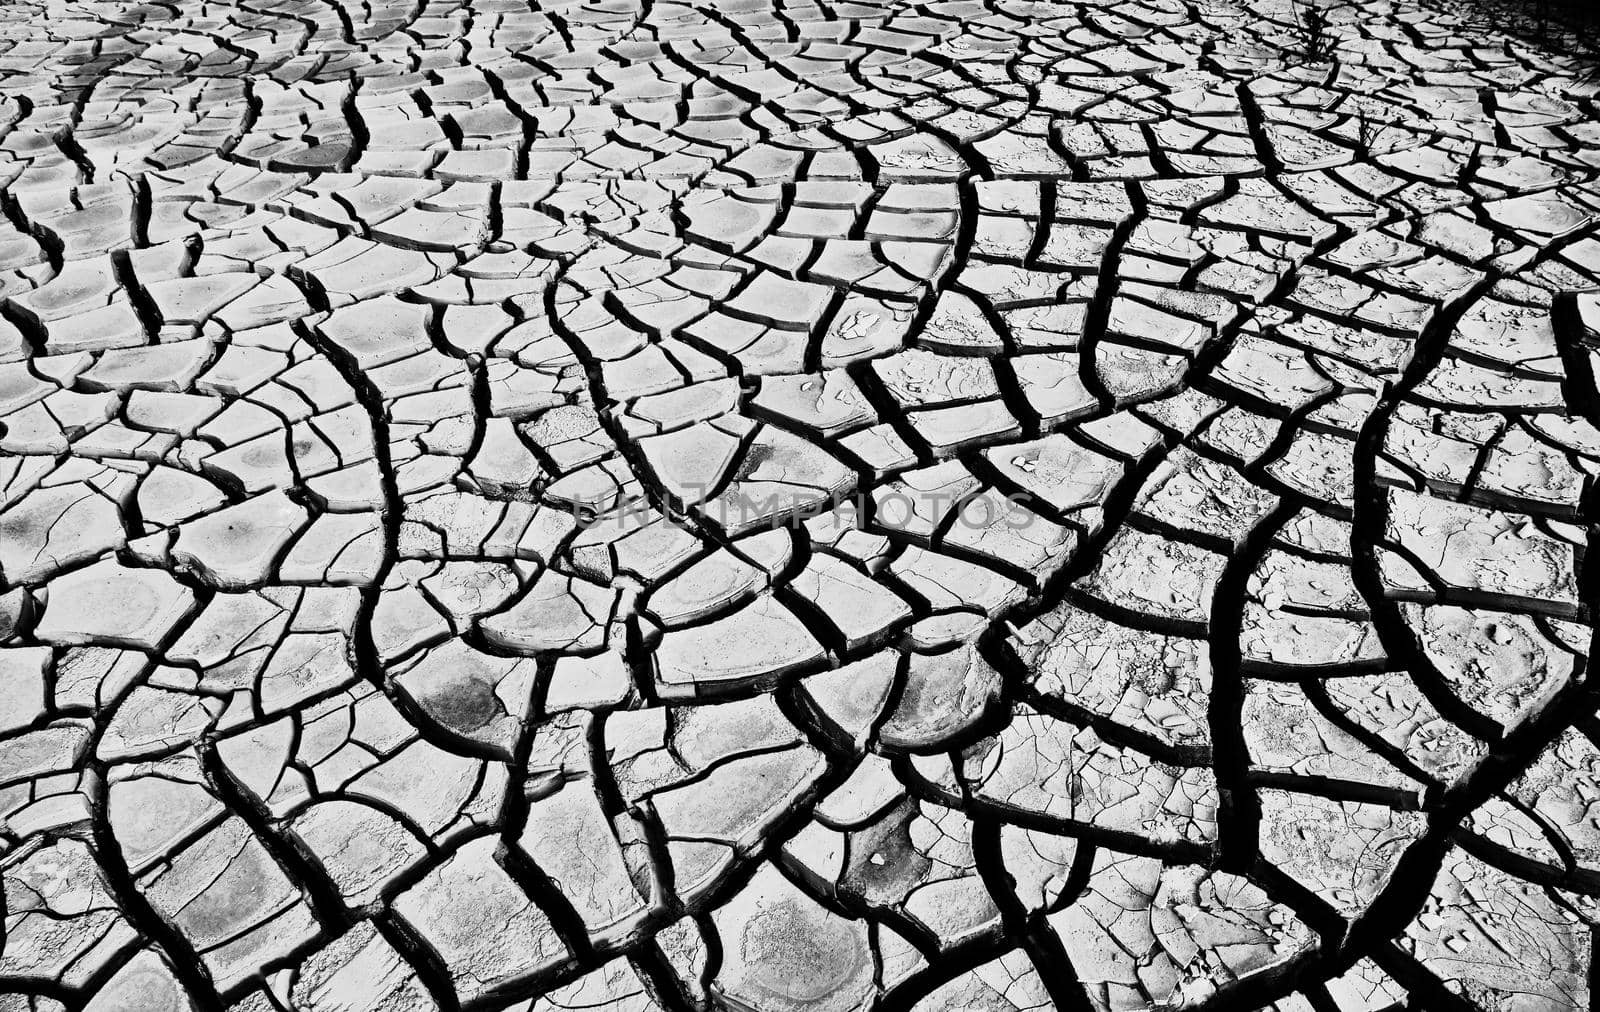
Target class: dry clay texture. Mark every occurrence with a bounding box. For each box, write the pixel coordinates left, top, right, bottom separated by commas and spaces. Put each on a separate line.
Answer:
4, 0, 1600, 1009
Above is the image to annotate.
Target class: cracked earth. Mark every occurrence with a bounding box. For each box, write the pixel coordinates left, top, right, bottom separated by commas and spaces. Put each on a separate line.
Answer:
3, 0, 1600, 1010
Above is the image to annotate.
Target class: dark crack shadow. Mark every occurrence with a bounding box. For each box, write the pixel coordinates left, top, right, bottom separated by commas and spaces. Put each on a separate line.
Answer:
1426, 0, 1600, 78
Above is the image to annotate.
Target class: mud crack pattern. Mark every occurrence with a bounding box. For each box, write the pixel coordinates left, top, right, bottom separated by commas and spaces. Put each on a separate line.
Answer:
2, 0, 1600, 1009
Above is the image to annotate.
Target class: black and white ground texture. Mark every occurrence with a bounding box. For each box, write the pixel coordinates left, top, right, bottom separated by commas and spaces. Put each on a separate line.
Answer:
3, 0, 1600, 1009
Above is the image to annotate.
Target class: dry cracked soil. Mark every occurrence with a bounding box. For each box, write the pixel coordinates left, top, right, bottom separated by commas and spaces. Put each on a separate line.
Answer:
1, 0, 1600, 1010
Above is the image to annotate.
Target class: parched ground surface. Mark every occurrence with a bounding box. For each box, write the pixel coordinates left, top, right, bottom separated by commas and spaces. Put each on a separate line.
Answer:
3, 1, 1600, 1010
